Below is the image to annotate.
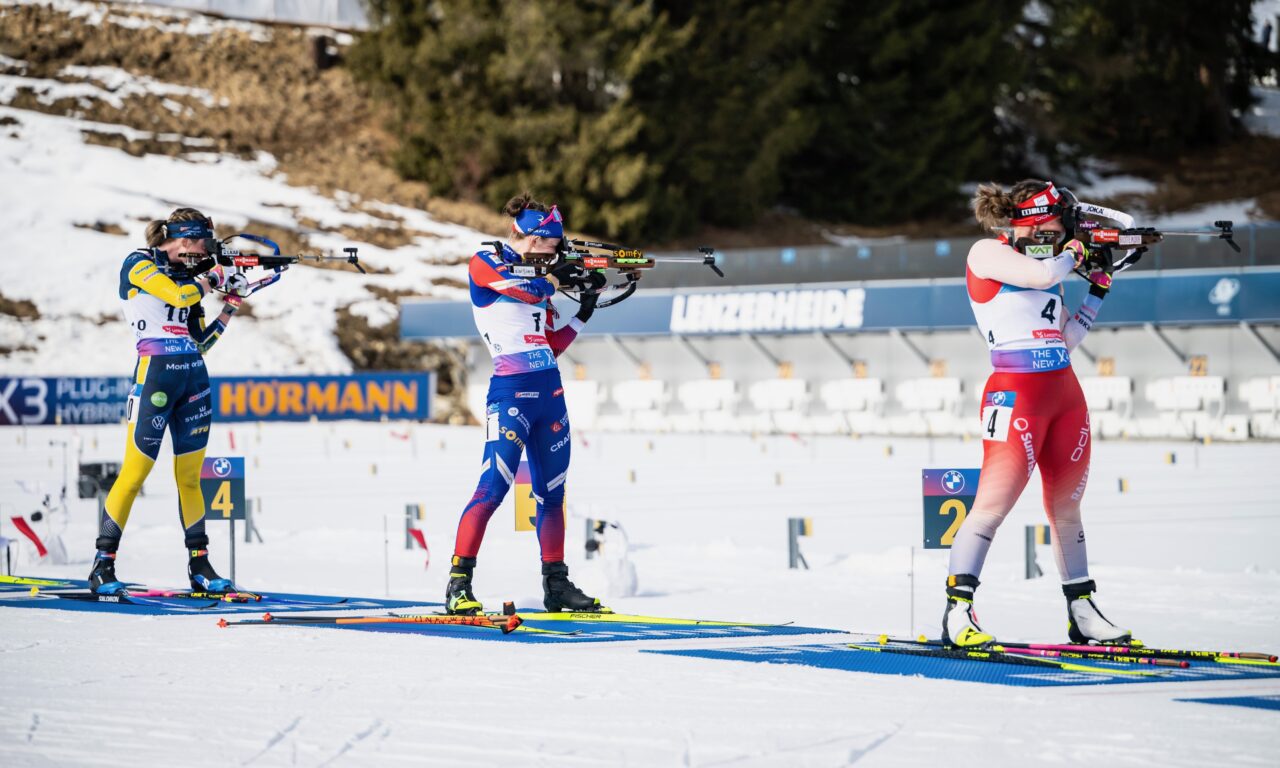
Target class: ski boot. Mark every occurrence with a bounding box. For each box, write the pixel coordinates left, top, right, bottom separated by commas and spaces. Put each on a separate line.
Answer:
1064, 579, 1132, 645
88, 550, 127, 596
542, 561, 606, 612
445, 555, 483, 615
188, 547, 234, 592
941, 574, 995, 647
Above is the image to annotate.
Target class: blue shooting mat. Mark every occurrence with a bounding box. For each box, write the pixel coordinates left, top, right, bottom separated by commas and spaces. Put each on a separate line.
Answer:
1175, 695, 1280, 712
0, 590, 434, 615
278, 615, 841, 644
645, 643, 1280, 688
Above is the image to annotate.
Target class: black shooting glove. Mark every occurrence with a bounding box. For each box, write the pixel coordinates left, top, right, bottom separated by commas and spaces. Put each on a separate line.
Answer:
549, 261, 586, 288
574, 272, 608, 322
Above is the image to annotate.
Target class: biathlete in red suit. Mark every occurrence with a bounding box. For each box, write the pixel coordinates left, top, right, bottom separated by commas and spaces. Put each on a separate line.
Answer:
941, 180, 1132, 647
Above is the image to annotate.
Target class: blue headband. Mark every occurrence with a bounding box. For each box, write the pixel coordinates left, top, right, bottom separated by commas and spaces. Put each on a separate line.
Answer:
165, 219, 214, 240
512, 205, 564, 239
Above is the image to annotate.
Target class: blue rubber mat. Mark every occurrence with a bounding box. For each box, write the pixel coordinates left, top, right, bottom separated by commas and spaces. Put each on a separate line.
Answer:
647, 643, 1280, 687
0, 591, 434, 615
255, 616, 839, 644
1176, 695, 1280, 712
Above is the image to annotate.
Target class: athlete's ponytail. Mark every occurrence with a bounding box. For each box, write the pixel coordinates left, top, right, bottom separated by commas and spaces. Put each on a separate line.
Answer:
972, 179, 1052, 232
145, 207, 211, 247
501, 192, 549, 218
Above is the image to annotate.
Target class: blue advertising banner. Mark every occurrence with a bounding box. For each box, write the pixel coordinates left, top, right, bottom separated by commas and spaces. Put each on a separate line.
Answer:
0, 373, 433, 426
400, 267, 1280, 339
0, 376, 131, 425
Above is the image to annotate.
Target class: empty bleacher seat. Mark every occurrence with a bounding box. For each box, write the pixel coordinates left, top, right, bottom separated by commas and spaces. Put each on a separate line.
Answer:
819, 378, 887, 435
746, 378, 811, 434
1140, 376, 1226, 439
599, 379, 671, 432
1240, 376, 1280, 438
674, 379, 740, 433
891, 378, 966, 436
561, 380, 605, 431
1079, 376, 1134, 439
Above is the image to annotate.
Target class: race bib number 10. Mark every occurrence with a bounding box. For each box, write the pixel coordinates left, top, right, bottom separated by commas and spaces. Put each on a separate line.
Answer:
981, 390, 1016, 442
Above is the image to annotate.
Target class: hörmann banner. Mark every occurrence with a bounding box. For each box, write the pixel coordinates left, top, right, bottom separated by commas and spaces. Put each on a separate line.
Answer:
0, 373, 432, 426
400, 267, 1280, 339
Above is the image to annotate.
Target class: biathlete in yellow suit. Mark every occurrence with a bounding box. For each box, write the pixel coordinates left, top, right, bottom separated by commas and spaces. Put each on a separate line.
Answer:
89, 208, 273, 595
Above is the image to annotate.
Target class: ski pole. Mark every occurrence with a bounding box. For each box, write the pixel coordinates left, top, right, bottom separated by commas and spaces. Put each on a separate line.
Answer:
218, 612, 524, 634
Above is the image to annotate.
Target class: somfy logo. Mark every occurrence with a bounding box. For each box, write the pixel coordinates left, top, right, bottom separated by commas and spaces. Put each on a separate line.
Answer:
1208, 278, 1240, 317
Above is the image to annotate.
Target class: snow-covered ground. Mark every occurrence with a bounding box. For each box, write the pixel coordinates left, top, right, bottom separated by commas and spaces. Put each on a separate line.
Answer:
1, 422, 1278, 766
0, 56, 478, 376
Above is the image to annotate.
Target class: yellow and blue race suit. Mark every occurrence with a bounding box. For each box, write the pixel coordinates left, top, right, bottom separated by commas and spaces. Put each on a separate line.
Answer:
97, 250, 231, 553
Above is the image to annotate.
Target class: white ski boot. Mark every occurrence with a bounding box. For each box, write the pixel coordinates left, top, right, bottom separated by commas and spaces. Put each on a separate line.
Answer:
942, 574, 995, 647
1064, 579, 1132, 644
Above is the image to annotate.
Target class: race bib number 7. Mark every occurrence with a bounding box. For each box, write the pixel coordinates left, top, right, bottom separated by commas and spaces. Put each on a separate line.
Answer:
981, 390, 1016, 441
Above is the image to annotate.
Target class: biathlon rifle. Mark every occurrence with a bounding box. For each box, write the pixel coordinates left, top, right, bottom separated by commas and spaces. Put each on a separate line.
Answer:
1023, 194, 1241, 281
206, 233, 365, 274
172, 233, 365, 297
485, 238, 723, 308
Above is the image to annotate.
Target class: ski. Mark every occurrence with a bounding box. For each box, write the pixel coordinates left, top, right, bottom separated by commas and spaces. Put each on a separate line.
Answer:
55, 591, 221, 609
872, 636, 1188, 668
891, 635, 1277, 665
218, 611, 525, 634
847, 642, 1165, 677
0, 575, 81, 587
129, 589, 349, 607
131, 589, 259, 603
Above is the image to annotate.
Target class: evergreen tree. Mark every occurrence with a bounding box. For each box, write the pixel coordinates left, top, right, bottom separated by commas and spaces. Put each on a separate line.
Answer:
1016, 0, 1266, 158
780, 1, 1024, 223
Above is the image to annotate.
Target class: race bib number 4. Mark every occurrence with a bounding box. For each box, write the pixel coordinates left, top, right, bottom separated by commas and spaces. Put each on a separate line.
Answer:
981, 390, 1016, 441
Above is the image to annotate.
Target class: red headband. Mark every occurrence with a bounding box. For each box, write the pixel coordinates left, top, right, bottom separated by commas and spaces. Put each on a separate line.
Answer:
1009, 183, 1063, 227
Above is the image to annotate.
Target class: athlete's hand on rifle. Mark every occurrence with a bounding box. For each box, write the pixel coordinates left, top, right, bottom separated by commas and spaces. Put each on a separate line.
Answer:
549, 260, 587, 289
574, 272, 608, 322
224, 272, 251, 297
1082, 248, 1115, 297
204, 265, 229, 291
1061, 239, 1091, 269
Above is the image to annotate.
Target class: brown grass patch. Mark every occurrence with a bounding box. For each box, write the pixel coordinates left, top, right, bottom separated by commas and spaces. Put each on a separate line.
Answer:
334, 304, 472, 424
0, 293, 40, 320
74, 220, 128, 235
81, 129, 197, 158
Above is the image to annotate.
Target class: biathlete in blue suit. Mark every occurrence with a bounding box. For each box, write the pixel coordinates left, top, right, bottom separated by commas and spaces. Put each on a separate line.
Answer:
445, 193, 608, 615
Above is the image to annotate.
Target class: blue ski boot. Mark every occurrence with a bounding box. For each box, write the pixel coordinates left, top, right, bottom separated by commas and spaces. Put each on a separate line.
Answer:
188, 548, 233, 593
88, 550, 127, 595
